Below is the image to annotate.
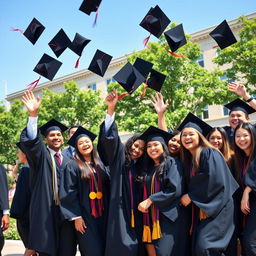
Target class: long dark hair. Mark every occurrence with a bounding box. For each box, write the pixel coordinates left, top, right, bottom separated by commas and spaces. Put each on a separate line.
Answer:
74, 143, 104, 180
233, 123, 256, 178
144, 141, 170, 179
207, 127, 234, 167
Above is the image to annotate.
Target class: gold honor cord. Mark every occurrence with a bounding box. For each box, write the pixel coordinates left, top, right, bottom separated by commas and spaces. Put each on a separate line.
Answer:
49, 150, 60, 205
86, 162, 103, 200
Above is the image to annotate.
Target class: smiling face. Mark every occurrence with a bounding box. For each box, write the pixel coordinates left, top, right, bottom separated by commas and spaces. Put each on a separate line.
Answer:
208, 130, 223, 150
168, 134, 181, 155
147, 140, 164, 164
235, 128, 252, 156
77, 136, 93, 157
129, 139, 145, 160
229, 110, 249, 130
181, 127, 199, 154
45, 130, 64, 151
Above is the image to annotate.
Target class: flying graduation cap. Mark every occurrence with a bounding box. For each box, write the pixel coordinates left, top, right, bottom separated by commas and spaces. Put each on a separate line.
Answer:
140, 5, 171, 47
209, 20, 237, 49
28, 54, 62, 90
114, 58, 153, 100
69, 33, 91, 68
79, 0, 102, 26
88, 49, 112, 77
164, 24, 187, 57
48, 29, 71, 58
11, 17, 45, 45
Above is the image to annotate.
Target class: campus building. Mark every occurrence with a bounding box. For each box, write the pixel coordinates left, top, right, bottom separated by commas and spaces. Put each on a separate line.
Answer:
6, 12, 256, 128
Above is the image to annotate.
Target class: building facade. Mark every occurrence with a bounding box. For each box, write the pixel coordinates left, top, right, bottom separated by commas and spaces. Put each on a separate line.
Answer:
6, 12, 256, 127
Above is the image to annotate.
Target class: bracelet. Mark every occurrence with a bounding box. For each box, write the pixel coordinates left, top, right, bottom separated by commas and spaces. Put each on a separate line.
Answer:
246, 97, 254, 103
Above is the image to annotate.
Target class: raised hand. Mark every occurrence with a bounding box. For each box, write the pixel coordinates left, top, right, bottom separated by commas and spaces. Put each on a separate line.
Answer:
150, 92, 169, 115
105, 89, 119, 116
21, 90, 41, 117
228, 82, 249, 99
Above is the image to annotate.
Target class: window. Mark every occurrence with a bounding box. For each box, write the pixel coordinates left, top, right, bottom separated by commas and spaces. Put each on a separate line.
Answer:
223, 105, 229, 116
106, 78, 115, 85
88, 84, 96, 91
202, 105, 209, 119
196, 54, 204, 67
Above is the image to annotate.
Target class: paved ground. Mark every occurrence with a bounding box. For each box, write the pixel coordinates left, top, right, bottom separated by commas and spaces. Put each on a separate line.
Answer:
2, 240, 80, 256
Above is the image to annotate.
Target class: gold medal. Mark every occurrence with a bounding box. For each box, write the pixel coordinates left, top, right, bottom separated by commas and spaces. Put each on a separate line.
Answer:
96, 192, 103, 199
89, 192, 97, 200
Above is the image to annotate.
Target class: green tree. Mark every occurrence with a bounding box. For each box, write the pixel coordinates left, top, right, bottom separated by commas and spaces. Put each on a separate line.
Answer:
108, 24, 232, 132
214, 16, 256, 89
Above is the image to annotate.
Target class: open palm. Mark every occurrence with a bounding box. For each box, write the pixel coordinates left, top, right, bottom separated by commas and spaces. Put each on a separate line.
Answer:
22, 90, 41, 115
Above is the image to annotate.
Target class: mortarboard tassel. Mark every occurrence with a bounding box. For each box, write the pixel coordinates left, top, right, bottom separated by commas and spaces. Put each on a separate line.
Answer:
27, 76, 41, 91
10, 27, 24, 34
93, 6, 99, 27
143, 34, 151, 48
129, 170, 135, 228
75, 56, 81, 68
140, 85, 148, 99
199, 209, 209, 220
167, 50, 186, 58
118, 92, 129, 100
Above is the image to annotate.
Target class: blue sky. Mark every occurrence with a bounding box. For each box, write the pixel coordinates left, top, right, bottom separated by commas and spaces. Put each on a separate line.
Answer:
0, 0, 255, 101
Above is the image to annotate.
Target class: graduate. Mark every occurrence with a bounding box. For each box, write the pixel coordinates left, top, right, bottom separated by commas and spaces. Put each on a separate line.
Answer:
233, 123, 256, 255
223, 98, 256, 146
59, 126, 109, 256
0, 164, 9, 256
97, 89, 146, 256
10, 143, 36, 256
179, 113, 239, 255
19, 90, 77, 256
138, 126, 190, 256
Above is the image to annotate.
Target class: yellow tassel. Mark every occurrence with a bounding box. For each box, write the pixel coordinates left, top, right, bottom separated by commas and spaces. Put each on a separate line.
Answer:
199, 209, 209, 220
131, 209, 135, 228
152, 221, 162, 240
143, 225, 152, 243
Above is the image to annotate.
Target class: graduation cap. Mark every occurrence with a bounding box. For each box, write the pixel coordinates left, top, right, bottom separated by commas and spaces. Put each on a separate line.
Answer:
177, 112, 212, 137
79, 0, 102, 15
67, 126, 97, 147
140, 5, 171, 47
33, 54, 62, 81
113, 62, 146, 100
88, 49, 112, 77
39, 119, 68, 137
209, 20, 237, 49
140, 126, 173, 145
224, 98, 256, 116
48, 29, 71, 58
69, 33, 91, 68
141, 69, 166, 98
164, 24, 187, 57
133, 58, 154, 79
11, 18, 45, 45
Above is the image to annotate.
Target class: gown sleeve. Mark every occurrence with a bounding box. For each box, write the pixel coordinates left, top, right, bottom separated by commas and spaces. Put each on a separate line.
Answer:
0, 165, 9, 211
244, 158, 256, 192
59, 161, 81, 219
149, 157, 183, 222
97, 121, 125, 168
188, 147, 238, 217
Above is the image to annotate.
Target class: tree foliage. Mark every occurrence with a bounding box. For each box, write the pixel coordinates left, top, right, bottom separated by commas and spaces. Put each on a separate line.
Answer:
214, 16, 256, 89
0, 81, 105, 164
108, 24, 232, 132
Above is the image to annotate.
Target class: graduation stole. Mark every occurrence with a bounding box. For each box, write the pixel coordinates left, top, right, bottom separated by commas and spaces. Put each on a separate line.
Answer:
142, 172, 162, 242
87, 163, 104, 218
129, 169, 135, 228
49, 151, 60, 205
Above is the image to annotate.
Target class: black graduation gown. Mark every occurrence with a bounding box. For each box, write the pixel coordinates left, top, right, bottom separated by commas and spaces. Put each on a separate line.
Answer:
20, 128, 76, 256
188, 147, 239, 256
10, 164, 31, 247
59, 160, 109, 256
0, 165, 9, 252
145, 157, 190, 256
97, 121, 145, 256
242, 158, 256, 255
